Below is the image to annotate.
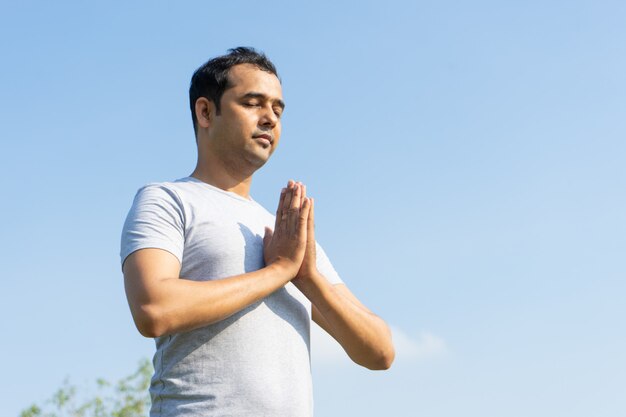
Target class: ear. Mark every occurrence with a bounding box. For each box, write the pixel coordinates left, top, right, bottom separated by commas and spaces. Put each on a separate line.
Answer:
194, 97, 214, 129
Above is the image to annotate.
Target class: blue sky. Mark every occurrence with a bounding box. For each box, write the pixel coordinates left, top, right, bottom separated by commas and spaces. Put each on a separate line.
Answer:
1, 1, 625, 416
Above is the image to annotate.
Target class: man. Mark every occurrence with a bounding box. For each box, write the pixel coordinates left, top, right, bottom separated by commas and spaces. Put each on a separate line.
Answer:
121, 47, 394, 416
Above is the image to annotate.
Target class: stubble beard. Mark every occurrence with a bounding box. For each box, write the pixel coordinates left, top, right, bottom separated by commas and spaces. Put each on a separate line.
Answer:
225, 143, 273, 178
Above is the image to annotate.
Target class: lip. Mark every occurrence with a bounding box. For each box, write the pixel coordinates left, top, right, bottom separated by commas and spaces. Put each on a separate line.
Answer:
253, 134, 273, 146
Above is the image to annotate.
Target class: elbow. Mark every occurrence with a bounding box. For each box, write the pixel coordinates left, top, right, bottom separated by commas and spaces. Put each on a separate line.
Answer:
354, 341, 395, 370
366, 326, 396, 370
349, 325, 396, 370
132, 305, 169, 338
368, 344, 395, 370
137, 321, 164, 339
379, 347, 396, 370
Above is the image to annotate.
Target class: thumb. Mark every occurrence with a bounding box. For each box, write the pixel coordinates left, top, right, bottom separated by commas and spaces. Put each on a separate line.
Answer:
263, 226, 274, 248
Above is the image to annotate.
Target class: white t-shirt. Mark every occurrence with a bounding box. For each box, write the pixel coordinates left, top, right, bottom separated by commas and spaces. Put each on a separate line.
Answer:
120, 177, 342, 417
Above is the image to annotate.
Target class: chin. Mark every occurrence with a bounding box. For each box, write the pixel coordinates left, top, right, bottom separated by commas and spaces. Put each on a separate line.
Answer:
245, 152, 271, 170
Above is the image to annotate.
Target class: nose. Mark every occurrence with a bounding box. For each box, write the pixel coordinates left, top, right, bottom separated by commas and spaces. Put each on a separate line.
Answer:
259, 104, 279, 128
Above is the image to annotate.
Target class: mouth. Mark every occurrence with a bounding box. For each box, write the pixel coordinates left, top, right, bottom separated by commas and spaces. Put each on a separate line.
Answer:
253, 133, 273, 147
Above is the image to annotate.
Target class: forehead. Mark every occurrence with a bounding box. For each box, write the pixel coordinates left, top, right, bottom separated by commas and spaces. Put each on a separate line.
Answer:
225, 64, 283, 98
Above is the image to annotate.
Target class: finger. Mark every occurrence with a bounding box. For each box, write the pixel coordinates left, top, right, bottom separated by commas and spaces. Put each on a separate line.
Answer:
300, 183, 307, 207
292, 183, 303, 209
274, 187, 287, 231
297, 197, 311, 241
307, 197, 315, 243
282, 184, 295, 219
277, 188, 287, 214
287, 185, 301, 236
290, 183, 301, 210
291, 181, 302, 208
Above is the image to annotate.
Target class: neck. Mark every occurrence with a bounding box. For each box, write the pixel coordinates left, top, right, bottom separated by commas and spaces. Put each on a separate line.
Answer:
190, 154, 254, 198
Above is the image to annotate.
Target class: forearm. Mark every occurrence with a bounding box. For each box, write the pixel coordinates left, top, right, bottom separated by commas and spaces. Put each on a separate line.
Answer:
296, 274, 395, 370
125, 183, 311, 338
126, 261, 293, 338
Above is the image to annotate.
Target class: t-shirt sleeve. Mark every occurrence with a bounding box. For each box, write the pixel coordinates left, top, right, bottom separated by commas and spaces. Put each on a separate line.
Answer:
120, 184, 185, 267
315, 242, 343, 285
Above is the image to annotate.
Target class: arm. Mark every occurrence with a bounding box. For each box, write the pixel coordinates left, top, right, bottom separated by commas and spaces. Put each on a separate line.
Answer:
308, 282, 394, 370
123, 185, 311, 338
291, 184, 395, 370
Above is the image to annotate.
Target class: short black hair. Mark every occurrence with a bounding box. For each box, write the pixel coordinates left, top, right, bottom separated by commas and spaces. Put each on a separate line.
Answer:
189, 47, 279, 135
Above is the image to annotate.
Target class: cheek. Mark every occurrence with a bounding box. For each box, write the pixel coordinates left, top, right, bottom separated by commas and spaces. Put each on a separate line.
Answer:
273, 134, 282, 152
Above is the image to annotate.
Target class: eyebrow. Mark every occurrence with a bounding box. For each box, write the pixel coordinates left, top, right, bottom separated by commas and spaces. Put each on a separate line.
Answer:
242, 92, 285, 110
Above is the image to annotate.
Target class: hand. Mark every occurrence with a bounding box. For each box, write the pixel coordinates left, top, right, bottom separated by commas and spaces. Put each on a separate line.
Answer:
263, 181, 311, 279
293, 183, 319, 285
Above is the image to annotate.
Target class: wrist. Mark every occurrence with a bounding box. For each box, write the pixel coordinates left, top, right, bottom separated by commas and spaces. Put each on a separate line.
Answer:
293, 269, 326, 295
266, 259, 299, 281
295, 267, 320, 281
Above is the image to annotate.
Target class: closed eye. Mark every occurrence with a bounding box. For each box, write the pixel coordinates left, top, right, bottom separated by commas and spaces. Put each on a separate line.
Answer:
240, 92, 285, 113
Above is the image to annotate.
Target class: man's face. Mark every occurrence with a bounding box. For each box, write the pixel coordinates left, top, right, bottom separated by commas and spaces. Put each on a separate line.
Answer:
208, 63, 284, 170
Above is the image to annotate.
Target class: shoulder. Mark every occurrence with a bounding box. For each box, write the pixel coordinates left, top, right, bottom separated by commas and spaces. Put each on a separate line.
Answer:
132, 177, 209, 209
134, 179, 186, 200
124, 180, 190, 230
121, 180, 191, 265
